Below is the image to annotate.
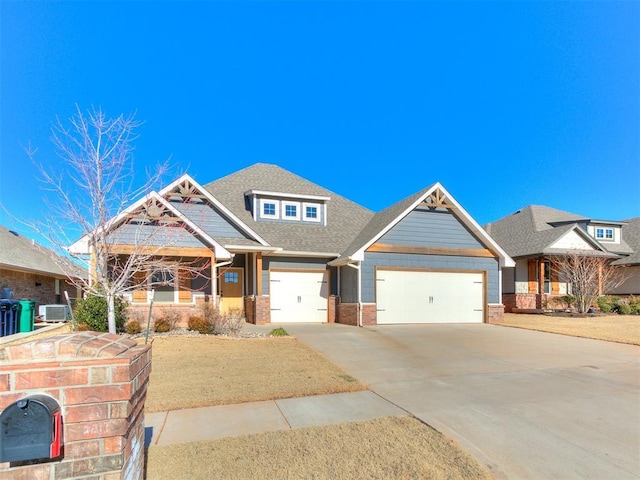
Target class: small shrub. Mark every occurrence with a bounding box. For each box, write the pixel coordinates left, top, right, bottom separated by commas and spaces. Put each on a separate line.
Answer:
558, 295, 575, 311
74, 294, 128, 332
154, 308, 181, 331
617, 303, 631, 315
270, 327, 289, 336
153, 317, 172, 333
629, 296, 640, 315
188, 315, 212, 334
125, 321, 142, 335
76, 323, 93, 332
599, 303, 612, 313
214, 307, 245, 335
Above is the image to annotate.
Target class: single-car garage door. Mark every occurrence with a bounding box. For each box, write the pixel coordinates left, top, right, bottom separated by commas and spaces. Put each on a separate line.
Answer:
376, 269, 484, 324
269, 270, 328, 323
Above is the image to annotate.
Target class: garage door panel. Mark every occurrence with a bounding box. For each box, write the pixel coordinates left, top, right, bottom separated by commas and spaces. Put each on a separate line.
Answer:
270, 271, 328, 323
376, 270, 483, 324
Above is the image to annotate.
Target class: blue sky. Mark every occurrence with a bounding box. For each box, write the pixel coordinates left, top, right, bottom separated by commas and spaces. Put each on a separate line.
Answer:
1, 0, 638, 244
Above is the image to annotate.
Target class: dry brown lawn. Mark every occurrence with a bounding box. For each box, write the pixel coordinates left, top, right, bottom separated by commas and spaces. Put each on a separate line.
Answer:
500, 313, 640, 345
146, 416, 492, 480
143, 335, 366, 412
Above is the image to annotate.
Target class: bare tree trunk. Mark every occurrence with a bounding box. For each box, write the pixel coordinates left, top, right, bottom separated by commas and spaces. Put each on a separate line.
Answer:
107, 292, 116, 334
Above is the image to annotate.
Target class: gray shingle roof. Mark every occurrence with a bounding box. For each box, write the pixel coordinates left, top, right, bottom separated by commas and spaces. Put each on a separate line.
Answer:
0, 225, 80, 278
204, 164, 375, 254
485, 205, 636, 260
612, 217, 640, 266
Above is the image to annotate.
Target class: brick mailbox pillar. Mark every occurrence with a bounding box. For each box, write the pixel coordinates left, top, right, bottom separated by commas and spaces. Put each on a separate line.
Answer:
0, 331, 152, 480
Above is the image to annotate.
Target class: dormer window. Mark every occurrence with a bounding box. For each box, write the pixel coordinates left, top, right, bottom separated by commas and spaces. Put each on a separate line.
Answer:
260, 199, 279, 219
248, 190, 329, 225
282, 201, 300, 220
303, 203, 320, 222
596, 228, 614, 241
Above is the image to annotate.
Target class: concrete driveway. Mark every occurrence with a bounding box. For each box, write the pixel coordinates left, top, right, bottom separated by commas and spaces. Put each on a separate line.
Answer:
283, 323, 640, 480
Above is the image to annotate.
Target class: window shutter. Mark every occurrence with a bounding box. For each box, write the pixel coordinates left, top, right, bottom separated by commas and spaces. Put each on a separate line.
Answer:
528, 260, 537, 294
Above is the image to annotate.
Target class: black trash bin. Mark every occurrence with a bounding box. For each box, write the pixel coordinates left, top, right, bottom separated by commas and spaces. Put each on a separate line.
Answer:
0, 300, 21, 336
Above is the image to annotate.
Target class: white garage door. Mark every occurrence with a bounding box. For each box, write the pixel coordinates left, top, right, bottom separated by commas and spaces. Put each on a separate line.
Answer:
269, 270, 328, 323
376, 269, 484, 324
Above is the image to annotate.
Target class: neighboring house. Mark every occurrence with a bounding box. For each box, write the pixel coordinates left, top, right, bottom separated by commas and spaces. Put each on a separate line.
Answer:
484, 206, 639, 312
69, 163, 514, 325
0, 225, 83, 308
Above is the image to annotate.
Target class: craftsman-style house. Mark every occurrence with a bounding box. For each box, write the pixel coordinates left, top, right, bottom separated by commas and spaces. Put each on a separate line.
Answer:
484, 206, 639, 312
70, 163, 514, 325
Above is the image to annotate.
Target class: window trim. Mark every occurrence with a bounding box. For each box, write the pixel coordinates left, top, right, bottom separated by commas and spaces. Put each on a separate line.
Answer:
260, 199, 279, 219
303, 202, 321, 222
595, 227, 614, 241
282, 200, 301, 221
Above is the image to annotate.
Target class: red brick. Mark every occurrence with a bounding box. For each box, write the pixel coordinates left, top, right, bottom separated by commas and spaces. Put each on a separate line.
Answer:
14, 367, 89, 389
0, 392, 24, 409
0, 462, 52, 479
103, 435, 125, 454
0, 374, 10, 392
65, 418, 129, 441
90, 366, 110, 384
65, 403, 109, 423
6, 343, 33, 361
65, 384, 131, 405
63, 439, 101, 459
112, 365, 132, 383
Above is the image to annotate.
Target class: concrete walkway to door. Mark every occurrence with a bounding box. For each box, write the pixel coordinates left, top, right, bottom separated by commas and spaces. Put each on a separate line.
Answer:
283, 322, 640, 480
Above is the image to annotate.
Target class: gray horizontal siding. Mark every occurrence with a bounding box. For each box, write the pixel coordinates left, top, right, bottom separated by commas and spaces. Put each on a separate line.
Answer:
262, 257, 331, 295
379, 209, 483, 249
362, 252, 500, 303
339, 265, 359, 303
107, 224, 206, 248
171, 202, 248, 239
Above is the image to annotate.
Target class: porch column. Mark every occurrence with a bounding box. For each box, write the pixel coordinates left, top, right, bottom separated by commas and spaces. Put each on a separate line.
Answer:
538, 257, 545, 296
256, 252, 263, 296
211, 257, 217, 306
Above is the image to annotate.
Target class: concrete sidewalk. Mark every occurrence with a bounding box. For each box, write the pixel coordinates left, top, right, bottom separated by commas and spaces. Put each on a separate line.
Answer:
144, 390, 407, 447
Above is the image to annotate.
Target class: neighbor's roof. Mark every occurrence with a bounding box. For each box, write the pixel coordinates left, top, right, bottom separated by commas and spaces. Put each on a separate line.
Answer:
612, 217, 640, 266
484, 205, 634, 259
0, 225, 85, 278
204, 163, 375, 254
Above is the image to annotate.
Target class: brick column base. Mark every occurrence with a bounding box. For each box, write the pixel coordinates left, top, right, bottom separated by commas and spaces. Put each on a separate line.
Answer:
487, 304, 505, 324
0, 332, 151, 480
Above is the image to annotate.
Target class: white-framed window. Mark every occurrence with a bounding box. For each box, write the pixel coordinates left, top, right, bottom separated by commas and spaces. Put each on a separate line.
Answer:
303, 202, 321, 222
260, 199, 279, 219
282, 201, 300, 220
596, 228, 614, 241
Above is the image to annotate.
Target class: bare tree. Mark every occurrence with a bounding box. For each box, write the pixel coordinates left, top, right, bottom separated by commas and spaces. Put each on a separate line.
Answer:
550, 253, 628, 314
28, 106, 207, 333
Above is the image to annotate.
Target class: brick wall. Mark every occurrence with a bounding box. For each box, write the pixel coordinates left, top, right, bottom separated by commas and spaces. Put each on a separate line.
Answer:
503, 294, 539, 312
327, 296, 337, 324
487, 304, 505, 324
336, 303, 377, 326
0, 268, 78, 307
336, 303, 358, 326
244, 296, 271, 325
0, 332, 151, 480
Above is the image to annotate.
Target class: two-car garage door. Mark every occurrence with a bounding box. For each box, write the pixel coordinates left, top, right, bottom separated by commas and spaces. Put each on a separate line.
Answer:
376, 269, 484, 324
270, 270, 328, 323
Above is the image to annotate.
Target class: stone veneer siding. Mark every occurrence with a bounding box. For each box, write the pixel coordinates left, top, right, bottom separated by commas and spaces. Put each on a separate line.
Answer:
487, 304, 505, 324
0, 332, 151, 480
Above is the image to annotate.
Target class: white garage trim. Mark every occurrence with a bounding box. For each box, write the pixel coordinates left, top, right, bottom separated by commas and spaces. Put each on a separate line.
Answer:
269, 269, 329, 323
375, 267, 486, 324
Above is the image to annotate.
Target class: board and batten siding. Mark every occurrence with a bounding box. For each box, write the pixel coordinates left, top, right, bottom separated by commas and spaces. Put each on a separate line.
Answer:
261, 257, 336, 295
362, 252, 500, 303
107, 224, 206, 248
378, 209, 483, 249
171, 202, 249, 239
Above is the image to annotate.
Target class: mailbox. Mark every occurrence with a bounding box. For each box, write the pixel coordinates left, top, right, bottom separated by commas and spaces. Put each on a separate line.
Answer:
0, 395, 62, 462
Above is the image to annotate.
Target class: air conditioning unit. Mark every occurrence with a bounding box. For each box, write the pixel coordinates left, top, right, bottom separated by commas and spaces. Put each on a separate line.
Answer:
38, 305, 69, 322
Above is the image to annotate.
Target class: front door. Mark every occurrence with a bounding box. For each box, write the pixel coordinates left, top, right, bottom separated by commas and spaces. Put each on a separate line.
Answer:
220, 268, 244, 315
